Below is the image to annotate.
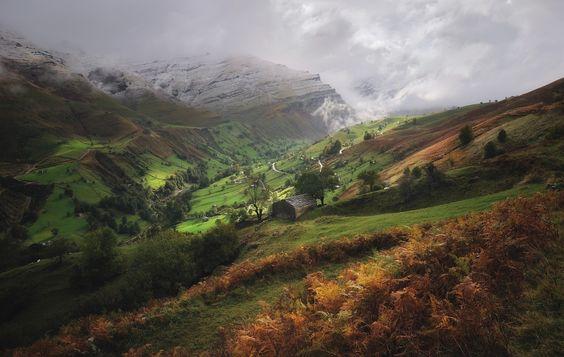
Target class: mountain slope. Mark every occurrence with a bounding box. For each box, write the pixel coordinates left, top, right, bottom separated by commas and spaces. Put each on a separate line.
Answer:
127, 55, 355, 137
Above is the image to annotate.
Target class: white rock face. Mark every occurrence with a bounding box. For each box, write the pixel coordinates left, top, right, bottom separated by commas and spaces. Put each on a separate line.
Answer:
0, 29, 355, 134
127, 55, 354, 131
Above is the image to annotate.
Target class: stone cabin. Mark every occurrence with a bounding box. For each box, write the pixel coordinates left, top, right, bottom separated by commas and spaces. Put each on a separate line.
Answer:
272, 194, 317, 221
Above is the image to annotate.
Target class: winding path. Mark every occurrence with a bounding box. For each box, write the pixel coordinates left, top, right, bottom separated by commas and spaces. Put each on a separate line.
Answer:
271, 162, 284, 174
318, 159, 323, 172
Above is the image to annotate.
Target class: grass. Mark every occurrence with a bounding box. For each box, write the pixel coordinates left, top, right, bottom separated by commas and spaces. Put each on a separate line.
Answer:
305, 116, 411, 157
141, 154, 193, 189
176, 215, 226, 234
0, 256, 80, 348
26, 188, 88, 243
240, 184, 544, 261
118, 258, 359, 354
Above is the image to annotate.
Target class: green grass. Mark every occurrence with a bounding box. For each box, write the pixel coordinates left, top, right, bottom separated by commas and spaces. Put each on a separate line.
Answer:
240, 184, 544, 261
141, 154, 193, 189
176, 215, 226, 234
26, 188, 88, 243
51, 139, 105, 159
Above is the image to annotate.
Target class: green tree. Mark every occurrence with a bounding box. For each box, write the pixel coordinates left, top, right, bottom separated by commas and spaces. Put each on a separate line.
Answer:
424, 163, 445, 187
398, 169, 415, 201
459, 125, 474, 146
48, 237, 76, 265
497, 129, 507, 143
357, 169, 381, 192
296, 168, 338, 205
246, 177, 270, 221
324, 140, 342, 156
363, 131, 373, 141
73, 228, 122, 288
411, 166, 422, 178
484, 141, 498, 159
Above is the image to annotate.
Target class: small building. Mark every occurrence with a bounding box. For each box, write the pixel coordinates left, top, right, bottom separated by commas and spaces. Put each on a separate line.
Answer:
272, 194, 317, 221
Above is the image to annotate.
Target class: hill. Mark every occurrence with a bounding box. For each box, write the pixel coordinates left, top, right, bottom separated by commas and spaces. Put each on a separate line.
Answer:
1, 72, 562, 354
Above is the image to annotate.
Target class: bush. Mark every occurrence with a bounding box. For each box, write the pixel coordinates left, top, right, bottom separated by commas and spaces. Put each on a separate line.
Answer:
78, 225, 239, 313
484, 141, 498, 159
459, 125, 474, 146
323, 140, 342, 156
497, 129, 507, 143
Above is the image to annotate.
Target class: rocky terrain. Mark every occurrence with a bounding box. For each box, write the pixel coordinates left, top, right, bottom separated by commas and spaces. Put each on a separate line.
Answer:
127, 55, 354, 132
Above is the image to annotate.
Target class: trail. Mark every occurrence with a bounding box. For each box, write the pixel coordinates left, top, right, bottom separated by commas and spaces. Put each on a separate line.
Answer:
318, 159, 323, 172
271, 162, 284, 174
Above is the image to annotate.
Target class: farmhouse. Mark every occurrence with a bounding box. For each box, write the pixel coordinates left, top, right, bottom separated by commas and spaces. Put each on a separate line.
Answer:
271, 194, 317, 221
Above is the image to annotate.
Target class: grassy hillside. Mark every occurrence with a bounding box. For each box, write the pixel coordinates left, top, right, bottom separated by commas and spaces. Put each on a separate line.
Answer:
1, 64, 563, 355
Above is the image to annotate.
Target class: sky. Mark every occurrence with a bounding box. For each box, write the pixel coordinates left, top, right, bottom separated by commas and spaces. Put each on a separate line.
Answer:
1, 0, 563, 118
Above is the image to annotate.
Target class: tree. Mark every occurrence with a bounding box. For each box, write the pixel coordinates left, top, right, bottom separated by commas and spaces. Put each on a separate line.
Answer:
48, 237, 75, 265
484, 141, 498, 159
411, 166, 422, 178
357, 170, 381, 192
246, 177, 270, 221
459, 125, 474, 146
324, 140, 342, 156
72, 228, 122, 288
424, 163, 445, 187
497, 129, 507, 143
296, 172, 323, 203
398, 169, 415, 201
363, 131, 373, 141
296, 168, 338, 205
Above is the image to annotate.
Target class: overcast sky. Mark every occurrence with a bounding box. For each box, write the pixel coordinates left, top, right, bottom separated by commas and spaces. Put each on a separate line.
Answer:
1, 0, 563, 117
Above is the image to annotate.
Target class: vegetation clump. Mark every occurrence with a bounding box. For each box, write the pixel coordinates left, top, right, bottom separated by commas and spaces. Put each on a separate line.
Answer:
296, 168, 338, 205
323, 140, 342, 156
497, 128, 507, 143
459, 124, 474, 146
71, 228, 123, 288
357, 169, 382, 192
484, 141, 498, 159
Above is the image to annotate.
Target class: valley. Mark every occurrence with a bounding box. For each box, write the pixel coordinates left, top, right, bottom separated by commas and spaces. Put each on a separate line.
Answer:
0, 29, 563, 356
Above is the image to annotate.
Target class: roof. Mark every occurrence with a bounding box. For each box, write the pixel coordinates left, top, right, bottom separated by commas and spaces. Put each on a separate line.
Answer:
283, 194, 317, 209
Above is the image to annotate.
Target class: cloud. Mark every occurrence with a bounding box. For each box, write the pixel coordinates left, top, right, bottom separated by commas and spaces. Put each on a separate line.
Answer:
1, 0, 563, 118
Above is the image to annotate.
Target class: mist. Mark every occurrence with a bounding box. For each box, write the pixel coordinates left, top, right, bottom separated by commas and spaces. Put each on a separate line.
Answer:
1, 0, 563, 118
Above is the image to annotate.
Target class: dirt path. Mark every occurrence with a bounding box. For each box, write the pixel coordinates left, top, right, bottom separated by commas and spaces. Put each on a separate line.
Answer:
318, 159, 323, 172
271, 162, 287, 174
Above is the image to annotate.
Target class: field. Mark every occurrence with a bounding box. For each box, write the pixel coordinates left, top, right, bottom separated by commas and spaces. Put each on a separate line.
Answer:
239, 184, 543, 261
176, 215, 226, 234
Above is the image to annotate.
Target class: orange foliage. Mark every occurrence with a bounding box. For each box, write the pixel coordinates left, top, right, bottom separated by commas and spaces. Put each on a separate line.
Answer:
10, 228, 407, 355
228, 192, 562, 356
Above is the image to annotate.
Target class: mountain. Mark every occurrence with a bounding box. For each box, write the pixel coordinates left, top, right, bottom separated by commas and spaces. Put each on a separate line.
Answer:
0, 30, 333, 240
126, 55, 355, 136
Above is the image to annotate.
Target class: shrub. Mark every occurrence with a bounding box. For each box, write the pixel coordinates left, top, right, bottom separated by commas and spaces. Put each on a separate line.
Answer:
497, 129, 507, 143
227, 193, 562, 356
323, 140, 342, 156
79, 225, 239, 313
459, 125, 474, 146
484, 141, 498, 159
363, 131, 373, 141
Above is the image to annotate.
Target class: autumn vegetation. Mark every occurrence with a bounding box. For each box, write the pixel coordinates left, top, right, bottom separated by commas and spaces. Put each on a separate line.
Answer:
227, 192, 562, 356
10, 192, 562, 355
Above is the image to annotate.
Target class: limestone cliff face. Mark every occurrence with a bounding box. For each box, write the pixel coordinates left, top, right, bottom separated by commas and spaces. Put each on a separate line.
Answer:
128, 55, 355, 134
